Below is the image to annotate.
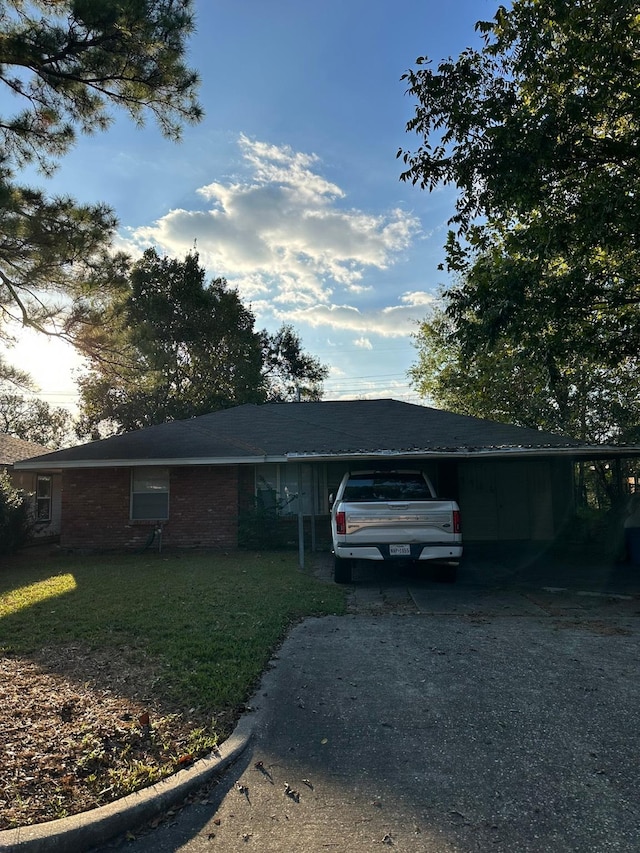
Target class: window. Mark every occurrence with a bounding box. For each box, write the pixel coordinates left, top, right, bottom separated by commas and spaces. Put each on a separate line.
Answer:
36, 475, 52, 521
257, 464, 327, 515
131, 467, 169, 520
343, 472, 434, 502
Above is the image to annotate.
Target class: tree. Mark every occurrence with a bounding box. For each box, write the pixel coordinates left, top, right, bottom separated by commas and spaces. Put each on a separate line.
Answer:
76, 249, 266, 434
0, 386, 76, 448
410, 303, 640, 444
76, 251, 330, 435
0, 359, 75, 448
399, 0, 640, 364
261, 324, 329, 402
0, 355, 33, 390
0, 0, 201, 350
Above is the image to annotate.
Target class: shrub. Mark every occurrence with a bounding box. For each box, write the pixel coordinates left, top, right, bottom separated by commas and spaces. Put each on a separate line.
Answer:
0, 470, 32, 555
238, 503, 296, 550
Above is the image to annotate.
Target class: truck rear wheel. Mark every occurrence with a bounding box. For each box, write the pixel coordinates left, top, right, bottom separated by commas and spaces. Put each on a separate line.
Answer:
334, 556, 353, 584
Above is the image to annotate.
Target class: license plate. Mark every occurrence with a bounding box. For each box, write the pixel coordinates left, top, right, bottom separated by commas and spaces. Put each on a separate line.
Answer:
389, 544, 411, 556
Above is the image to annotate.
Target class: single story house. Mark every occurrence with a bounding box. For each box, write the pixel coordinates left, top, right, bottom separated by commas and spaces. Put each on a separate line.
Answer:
1, 434, 62, 541
13, 399, 640, 558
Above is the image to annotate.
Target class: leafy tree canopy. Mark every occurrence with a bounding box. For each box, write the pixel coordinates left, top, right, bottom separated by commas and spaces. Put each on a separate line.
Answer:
0, 385, 75, 448
399, 0, 640, 364
402, 0, 640, 449
261, 324, 329, 402
0, 0, 201, 350
400, 0, 639, 233
76, 249, 328, 435
76, 249, 264, 434
0, 353, 33, 389
410, 303, 640, 444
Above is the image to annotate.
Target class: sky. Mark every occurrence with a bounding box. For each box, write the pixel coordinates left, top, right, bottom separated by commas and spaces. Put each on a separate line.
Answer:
2, 0, 495, 412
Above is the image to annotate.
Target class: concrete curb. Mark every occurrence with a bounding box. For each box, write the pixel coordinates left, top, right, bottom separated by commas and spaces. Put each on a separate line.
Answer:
0, 714, 255, 853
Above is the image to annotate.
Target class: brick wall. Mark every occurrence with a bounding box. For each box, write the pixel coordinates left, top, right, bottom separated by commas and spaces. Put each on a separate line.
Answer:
61, 466, 239, 551
169, 466, 238, 548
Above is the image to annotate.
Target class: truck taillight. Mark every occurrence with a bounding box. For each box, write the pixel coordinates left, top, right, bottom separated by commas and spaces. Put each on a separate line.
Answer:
336, 511, 346, 535
453, 509, 461, 534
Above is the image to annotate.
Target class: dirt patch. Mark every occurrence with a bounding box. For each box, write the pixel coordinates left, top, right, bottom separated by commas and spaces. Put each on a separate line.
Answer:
0, 645, 231, 831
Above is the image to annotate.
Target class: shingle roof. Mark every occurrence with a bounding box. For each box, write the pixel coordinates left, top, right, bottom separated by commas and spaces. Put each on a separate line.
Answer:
14, 399, 589, 469
0, 434, 52, 466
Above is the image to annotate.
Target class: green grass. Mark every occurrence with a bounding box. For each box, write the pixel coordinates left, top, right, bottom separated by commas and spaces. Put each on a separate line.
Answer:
0, 549, 346, 717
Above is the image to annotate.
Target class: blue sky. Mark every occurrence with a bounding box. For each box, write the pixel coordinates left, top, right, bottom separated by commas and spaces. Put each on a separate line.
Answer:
4, 0, 494, 411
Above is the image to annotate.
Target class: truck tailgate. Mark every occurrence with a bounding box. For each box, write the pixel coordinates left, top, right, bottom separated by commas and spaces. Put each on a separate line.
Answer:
342, 501, 457, 541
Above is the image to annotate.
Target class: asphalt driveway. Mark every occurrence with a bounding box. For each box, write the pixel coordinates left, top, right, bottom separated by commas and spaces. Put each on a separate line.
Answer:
100, 553, 640, 853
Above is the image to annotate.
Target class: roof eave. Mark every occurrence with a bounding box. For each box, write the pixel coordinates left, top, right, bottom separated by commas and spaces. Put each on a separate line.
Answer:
14, 444, 640, 471
14, 454, 287, 471
285, 445, 640, 462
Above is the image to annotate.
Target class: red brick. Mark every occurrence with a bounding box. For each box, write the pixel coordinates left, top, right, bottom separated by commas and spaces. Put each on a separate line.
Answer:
60, 466, 240, 551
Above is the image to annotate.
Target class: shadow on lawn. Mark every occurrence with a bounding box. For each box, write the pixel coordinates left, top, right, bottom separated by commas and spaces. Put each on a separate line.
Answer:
0, 544, 222, 734
0, 546, 276, 828
4, 547, 218, 713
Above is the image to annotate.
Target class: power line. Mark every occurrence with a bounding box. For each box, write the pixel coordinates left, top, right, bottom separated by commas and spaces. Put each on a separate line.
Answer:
326, 373, 409, 385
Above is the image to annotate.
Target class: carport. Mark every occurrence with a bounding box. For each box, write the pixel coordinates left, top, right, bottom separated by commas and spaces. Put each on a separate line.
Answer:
287, 442, 640, 569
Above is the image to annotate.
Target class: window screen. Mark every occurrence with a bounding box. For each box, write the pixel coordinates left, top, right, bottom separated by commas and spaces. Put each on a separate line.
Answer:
131, 468, 169, 520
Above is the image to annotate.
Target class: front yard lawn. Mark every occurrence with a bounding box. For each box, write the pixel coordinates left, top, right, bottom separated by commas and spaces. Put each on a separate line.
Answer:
0, 548, 346, 829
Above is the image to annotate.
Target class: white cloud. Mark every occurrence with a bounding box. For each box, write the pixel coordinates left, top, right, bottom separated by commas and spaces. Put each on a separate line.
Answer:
280, 294, 435, 338
354, 337, 373, 349
123, 135, 422, 325
233, 134, 345, 202
401, 291, 437, 307
327, 378, 417, 403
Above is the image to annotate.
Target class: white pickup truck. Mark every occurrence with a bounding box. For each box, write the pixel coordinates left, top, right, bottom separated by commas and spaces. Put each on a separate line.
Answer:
330, 469, 462, 584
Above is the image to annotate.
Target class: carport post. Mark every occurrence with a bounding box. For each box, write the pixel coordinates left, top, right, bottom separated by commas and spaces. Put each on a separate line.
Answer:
310, 465, 317, 552
297, 462, 305, 569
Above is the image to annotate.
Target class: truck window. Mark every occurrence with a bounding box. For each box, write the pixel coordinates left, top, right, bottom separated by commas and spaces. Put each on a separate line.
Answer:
344, 473, 433, 502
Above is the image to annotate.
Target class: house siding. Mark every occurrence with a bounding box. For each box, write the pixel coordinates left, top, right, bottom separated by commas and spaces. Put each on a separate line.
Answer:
458, 458, 570, 542
60, 466, 239, 551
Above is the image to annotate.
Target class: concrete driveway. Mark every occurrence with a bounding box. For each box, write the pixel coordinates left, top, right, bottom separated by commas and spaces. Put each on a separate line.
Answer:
100, 552, 640, 852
